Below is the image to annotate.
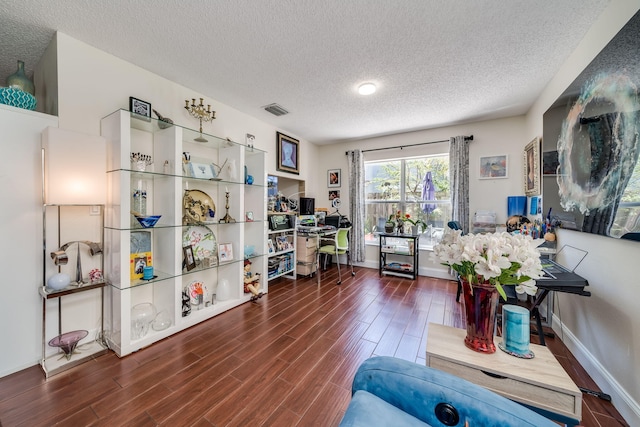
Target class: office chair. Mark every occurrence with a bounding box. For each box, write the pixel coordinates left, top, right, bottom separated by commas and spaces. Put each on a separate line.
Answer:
318, 227, 355, 285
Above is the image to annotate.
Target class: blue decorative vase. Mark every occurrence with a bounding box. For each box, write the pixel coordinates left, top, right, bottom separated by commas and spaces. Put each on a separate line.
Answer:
6, 60, 35, 95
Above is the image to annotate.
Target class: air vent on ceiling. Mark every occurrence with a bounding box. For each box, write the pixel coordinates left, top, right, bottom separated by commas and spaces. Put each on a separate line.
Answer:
263, 103, 289, 116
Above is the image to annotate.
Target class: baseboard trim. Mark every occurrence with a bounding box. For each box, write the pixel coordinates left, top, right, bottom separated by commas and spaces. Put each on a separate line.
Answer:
552, 317, 639, 426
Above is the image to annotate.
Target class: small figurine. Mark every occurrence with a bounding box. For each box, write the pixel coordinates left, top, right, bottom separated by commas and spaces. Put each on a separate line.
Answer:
243, 259, 263, 302
153, 109, 174, 129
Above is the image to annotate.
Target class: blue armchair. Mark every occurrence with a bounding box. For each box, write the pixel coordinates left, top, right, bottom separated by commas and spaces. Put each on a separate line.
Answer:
339, 356, 558, 427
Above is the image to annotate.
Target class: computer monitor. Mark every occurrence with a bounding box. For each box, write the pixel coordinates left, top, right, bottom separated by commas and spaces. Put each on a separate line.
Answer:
324, 215, 341, 229
299, 197, 315, 215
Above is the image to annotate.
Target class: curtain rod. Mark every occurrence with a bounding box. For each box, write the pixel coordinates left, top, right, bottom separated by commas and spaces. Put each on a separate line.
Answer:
345, 135, 473, 155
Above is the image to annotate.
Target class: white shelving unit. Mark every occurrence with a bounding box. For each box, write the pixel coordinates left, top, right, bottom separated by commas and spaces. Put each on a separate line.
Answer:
101, 109, 266, 357
266, 215, 296, 281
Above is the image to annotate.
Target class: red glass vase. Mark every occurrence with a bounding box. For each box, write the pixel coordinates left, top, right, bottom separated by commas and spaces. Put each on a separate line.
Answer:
461, 279, 499, 353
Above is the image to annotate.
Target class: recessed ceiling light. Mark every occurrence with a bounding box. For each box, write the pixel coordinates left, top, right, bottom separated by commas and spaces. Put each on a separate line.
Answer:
358, 83, 376, 95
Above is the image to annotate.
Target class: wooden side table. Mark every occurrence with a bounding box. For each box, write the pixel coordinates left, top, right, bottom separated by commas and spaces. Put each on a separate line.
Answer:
426, 323, 581, 426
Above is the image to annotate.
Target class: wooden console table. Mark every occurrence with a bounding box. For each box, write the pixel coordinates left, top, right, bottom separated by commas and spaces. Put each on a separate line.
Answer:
426, 323, 581, 426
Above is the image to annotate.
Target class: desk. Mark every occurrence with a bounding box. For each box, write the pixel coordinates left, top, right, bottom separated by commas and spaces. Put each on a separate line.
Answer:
426, 323, 582, 426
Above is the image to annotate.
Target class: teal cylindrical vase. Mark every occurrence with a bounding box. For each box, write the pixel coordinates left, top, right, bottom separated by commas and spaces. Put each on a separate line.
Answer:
6, 60, 35, 95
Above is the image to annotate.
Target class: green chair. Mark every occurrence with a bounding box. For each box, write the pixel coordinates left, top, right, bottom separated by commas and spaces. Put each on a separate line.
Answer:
318, 227, 355, 285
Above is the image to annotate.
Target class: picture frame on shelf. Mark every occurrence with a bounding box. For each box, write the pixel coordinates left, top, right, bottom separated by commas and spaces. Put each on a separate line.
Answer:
276, 236, 291, 251
328, 169, 341, 187
188, 162, 216, 180
130, 231, 152, 280
245, 211, 254, 222
218, 243, 233, 262
129, 97, 151, 121
183, 245, 196, 271
276, 131, 299, 174
524, 137, 541, 196
479, 155, 508, 179
267, 239, 275, 254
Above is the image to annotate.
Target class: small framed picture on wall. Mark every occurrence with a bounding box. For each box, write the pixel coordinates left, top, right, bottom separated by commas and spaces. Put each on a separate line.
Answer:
328, 169, 341, 187
479, 155, 508, 179
524, 137, 541, 196
329, 190, 340, 200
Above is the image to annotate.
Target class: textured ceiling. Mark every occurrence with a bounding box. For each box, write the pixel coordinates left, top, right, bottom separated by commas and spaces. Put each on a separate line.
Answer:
0, 0, 611, 144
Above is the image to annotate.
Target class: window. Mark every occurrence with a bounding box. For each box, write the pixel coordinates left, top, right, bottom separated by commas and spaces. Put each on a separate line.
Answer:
364, 154, 451, 247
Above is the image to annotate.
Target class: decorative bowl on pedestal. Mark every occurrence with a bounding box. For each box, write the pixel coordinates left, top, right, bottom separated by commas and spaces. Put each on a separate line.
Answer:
48, 330, 89, 360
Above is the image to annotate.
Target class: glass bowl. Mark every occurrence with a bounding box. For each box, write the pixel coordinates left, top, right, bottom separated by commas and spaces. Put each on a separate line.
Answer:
152, 310, 172, 331
48, 330, 89, 360
135, 215, 161, 228
131, 302, 157, 339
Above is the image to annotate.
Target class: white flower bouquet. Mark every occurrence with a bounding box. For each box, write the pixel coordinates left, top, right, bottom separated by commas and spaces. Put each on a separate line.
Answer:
434, 229, 544, 300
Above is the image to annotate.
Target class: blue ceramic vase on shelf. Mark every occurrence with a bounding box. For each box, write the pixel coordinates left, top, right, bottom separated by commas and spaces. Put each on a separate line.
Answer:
6, 60, 35, 95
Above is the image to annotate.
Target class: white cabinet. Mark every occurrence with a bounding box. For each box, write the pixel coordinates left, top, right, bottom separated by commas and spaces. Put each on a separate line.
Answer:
101, 110, 266, 356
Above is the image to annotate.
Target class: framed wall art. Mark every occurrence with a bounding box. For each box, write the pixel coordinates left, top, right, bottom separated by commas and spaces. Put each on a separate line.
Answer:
524, 137, 541, 196
129, 97, 151, 121
276, 131, 299, 174
328, 169, 341, 187
479, 155, 508, 179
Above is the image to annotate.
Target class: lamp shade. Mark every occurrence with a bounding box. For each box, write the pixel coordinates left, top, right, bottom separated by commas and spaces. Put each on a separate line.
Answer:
42, 127, 106, 205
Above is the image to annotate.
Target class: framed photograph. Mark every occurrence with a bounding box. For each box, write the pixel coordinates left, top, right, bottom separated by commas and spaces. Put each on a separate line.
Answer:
188, 162, 216, 179
479, 155, 508, 179
329, 190, 340, 200
328, 169, 341, 187
129, 97, 151, 121
276, 131, 300, 174
524, 137, 541, 196
183, 245, 196, 271
267, 239, 275, 254
130, 231, 152, 280
245, 211, 254, 222
218, 243, 234, 262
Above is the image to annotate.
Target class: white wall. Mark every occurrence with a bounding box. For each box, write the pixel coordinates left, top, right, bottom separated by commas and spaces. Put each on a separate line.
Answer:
0, 105, 57, 377
54, 32, 317, 183
526, 2, 640, 424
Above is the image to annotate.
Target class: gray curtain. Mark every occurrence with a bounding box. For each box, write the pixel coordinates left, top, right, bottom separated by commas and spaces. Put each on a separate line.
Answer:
450, 136, 470, 234
347, 149, 365, 262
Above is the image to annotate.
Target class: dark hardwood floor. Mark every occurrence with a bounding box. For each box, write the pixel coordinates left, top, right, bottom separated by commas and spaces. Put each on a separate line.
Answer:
0, 267, 628, 426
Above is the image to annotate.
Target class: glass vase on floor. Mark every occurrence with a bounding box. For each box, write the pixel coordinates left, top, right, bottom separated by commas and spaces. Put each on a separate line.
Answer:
461, 279, 499, 353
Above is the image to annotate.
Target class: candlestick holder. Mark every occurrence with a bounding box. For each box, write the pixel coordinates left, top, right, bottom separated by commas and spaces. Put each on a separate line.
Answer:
219, 191, 236, 223
184, 97, 216, 142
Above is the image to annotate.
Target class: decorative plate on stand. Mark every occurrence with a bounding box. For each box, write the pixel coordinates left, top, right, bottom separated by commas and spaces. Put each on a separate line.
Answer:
183, 225, 217, 262
183, 189, 216, 224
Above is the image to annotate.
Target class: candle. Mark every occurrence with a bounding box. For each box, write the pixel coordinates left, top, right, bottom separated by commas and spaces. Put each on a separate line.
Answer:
225, 186, 229, 193
501, 304, 532, 357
